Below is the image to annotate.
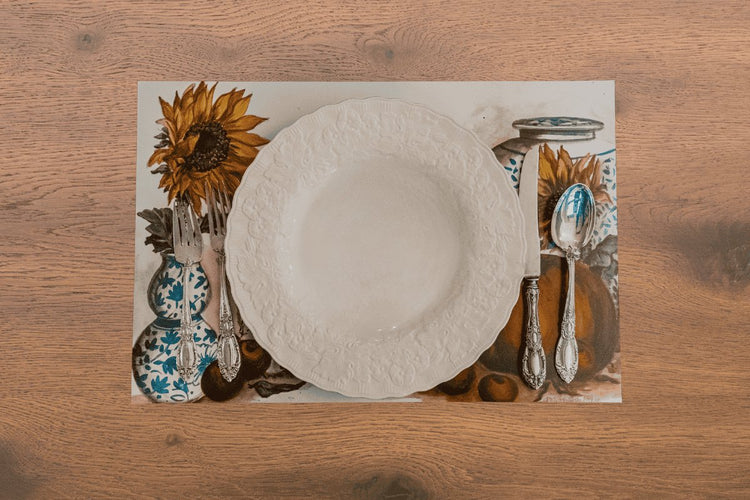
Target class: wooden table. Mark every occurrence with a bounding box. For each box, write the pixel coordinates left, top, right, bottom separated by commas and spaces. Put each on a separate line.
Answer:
1, 1, 748, 497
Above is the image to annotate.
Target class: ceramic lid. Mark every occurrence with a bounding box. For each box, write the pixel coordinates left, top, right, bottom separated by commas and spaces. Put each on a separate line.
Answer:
512, 116, 605, 132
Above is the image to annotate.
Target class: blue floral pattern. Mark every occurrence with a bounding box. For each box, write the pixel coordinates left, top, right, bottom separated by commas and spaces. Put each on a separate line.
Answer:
133, 319, 217, 402
592, 152, 617, 247
147, 254, 210, 320
495, 145, 617, 252
501, 155, 523, 191
495, 138, 618, 304
133, 254, 216, 402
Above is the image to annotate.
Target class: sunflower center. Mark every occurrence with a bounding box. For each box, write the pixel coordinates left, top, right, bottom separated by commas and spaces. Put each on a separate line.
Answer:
184, 121, 230, 172
544, 189, 565, 224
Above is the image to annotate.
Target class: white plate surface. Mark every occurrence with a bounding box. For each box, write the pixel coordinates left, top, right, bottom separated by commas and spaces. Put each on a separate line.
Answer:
225, 98, 525, 398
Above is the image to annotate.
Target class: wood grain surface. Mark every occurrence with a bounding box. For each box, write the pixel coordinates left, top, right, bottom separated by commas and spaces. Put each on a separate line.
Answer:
1, 1, 749, 498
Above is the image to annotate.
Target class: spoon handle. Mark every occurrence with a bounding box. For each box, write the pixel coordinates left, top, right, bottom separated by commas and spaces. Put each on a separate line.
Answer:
555, 252, 579, 383
521, 278, 546, 389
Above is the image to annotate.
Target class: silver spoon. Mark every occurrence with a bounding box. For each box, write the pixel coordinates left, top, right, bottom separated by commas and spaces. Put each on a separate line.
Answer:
551, 183, 596, 383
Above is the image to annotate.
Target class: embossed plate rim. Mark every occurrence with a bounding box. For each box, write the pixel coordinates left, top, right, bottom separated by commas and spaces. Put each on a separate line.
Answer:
225, 97, 526, 399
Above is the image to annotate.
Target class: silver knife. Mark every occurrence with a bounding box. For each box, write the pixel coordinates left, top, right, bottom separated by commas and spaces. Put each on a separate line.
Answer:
518, 145, 546, 389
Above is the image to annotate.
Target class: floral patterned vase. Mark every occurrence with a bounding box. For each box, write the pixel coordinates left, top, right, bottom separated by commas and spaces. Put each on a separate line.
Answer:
493, 117, 617, 250
132, 254, 217, 402
494, 116, 619, 305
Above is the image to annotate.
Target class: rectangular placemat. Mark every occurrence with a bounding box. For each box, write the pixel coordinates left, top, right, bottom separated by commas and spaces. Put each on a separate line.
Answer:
133, 81, 619, 403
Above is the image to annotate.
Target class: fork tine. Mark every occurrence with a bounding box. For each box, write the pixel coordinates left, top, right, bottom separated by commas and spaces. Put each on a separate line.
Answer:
180, 199, 191, 246
219, 185, 230, 228
179, 199, 187, 243
221, 184, 232, 211
205, 181, 215, 236
172, 200, 181, 247
217, 190, 226, 229
190, 202, 201, 245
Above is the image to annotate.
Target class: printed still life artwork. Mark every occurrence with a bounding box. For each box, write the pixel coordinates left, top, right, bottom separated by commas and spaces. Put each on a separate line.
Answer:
133, 81, 619, 403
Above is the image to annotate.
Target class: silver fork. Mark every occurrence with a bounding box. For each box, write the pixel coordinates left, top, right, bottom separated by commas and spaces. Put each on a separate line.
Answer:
206, 182, 241, 382
172, 197, 203, 381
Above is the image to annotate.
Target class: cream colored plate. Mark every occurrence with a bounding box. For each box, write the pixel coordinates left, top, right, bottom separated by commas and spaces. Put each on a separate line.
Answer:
225, 98, 525, 398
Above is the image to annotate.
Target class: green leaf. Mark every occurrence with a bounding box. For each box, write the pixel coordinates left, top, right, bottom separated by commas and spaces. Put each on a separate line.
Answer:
137, 207, 210, 254
138, 207, 173, 254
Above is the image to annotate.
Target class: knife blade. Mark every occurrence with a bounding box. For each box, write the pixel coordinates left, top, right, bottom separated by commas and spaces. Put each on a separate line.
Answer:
518, 145, 546, 389
519, 146, 541, 279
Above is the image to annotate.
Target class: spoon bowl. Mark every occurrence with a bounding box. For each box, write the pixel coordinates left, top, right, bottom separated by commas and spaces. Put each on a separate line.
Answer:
551, 183, 596, 256
550, 183, 596, 383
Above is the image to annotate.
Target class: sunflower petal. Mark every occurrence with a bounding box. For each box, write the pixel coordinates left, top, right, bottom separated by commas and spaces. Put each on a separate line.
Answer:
226, 114, 267, 132
558, 146, 573, 169
194, 87, 208, 123
225, 94, 252, 122
206, 82, 217, 108
558, 157, 569, 185
537, 183, 553, 197
229, 131, 269, 147
148, 148, 169, 166
200, 84, 214, 122
541, 144, 556, 169
181, 88, 195, 115
158, 118, 178, 145
159, 97, 174, 122
181, 105, 194, 137
191, 176, 207, 200
192, 82, 206, 106
229, 145, 259, 163
538, 145, 555, 181
221, 161, 249, 174
172, 134, 199, 158
595, 189, 612, 203
173, 107, 185, 139
180, 84, 196, 106
223, 87, 239, 112
223, 173, 241, 193
219, 89, 242, 120
178, 171, 193, 192
573, 154, 590, 178
167, 183, 179, 203
189, 190, 203, 215
591, 158, 603, 183
212, 91, 233, 121
581, 157, 597, 184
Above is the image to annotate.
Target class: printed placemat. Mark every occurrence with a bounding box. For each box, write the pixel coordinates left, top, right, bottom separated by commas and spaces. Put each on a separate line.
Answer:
133, 81, 619, 403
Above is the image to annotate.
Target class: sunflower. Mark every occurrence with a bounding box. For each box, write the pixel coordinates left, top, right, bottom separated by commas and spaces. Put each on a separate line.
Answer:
537, 144, 612, 247
148, 81, 268, 213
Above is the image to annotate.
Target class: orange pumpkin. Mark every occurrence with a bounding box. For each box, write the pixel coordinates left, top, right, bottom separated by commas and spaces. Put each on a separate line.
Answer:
480, 254, 618, 381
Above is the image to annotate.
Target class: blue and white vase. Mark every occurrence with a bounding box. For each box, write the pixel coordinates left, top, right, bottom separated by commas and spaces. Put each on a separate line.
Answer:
493, 117, 617, 251
132, 254, 217, 402
494, 117, 618, 304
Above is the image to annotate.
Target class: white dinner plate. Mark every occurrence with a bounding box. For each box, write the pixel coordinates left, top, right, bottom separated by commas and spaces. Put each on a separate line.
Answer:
225, 98, 525, 398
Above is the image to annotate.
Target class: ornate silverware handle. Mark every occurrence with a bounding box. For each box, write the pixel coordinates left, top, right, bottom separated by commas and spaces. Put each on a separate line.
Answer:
521, 278, 546, 389
176, 261, 197, 380
218, 254, 233, 326
216, 253, 241, 381
555, 252, 579, 383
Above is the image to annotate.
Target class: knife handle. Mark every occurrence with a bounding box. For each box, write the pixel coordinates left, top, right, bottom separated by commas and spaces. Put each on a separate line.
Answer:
521, 278, 546, 389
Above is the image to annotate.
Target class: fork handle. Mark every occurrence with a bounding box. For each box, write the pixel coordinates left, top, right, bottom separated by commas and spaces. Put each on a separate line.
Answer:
216, 253, 241, 382
176, 262, 198, 380
218, 254, 233, 326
